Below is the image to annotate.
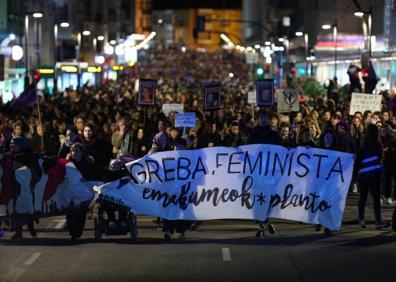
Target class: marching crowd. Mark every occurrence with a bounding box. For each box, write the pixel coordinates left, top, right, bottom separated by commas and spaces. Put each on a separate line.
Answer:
1, 47, 396, 240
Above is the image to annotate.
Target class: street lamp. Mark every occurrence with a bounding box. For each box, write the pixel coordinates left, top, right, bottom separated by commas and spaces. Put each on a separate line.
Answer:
353, 11, 364, 17
354, 7, 372, 56
32, 12, 43, 18
82, 30, 91, 36
304, 33, 309, 76
24, 12, 43, 87
321, 24, 331, 30
322, 20, 338, 79
60, 22, 70, 28
295, 31, 303, 37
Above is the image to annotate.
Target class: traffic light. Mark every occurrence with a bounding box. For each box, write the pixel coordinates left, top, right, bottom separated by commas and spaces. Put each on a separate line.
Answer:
289, 62, 297, 74
256, 66, 264, 76
33, 70, 41, 83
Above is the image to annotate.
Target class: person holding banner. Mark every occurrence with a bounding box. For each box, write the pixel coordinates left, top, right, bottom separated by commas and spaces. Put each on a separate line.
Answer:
6, 136, 39, 239
247, 113, 280, 236
354, 124, 390, 229
65, 143, 95, 240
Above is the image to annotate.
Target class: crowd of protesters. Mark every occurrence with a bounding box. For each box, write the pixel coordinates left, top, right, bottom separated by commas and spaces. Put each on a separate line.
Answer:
1, 47, 396, 240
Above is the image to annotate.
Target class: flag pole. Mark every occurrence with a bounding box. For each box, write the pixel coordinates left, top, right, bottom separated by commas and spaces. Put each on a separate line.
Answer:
33, 77, 44, 151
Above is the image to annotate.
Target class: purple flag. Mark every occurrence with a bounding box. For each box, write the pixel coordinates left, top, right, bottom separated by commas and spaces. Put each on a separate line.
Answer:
10, 84, 37, 110
365, 59, 379, 93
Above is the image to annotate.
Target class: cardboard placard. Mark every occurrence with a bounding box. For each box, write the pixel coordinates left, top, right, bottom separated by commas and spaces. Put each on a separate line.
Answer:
349, 93, 382, 115
175, 113, 196, 128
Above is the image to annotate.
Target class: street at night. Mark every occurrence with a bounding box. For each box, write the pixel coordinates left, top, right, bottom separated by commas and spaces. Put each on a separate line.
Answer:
1, 0, 396, 281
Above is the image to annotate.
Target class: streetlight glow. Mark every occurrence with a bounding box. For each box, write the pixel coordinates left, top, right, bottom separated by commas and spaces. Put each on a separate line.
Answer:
265, 41, 271, 46
32, 12, 43, 18
254, 44, 260, 49
104, 44, 114, 55
60, 22, 70, 28
354, 11, 364, 17
295, 31, 303, 37
322, 24, 331, 30
82, 30, 91, 36
9, 33, 16, 40
110, 40, 117, 45
11, 45, 24, 61
97, 35, 104, 41
278, 37, 285, 42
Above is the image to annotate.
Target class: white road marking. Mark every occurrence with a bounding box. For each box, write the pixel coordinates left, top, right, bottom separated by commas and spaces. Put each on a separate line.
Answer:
54, 219, 66, 229
221, 248, 232, 261
23, 252, 41, 266
3, 267, 25, 282
1, 252, 41, 282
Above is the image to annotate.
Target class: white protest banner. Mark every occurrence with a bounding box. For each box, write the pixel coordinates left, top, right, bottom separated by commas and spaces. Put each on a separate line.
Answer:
96, 145, 355, 230
162, 103, 184, 116
0, 156, 99, 218
247, 91, 256, 104
175, 113, 196, 128
277, 88, 300, 112
349, 93, 382, 115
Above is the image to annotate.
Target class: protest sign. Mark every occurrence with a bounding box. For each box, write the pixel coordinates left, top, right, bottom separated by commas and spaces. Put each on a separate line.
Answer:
96, 145, 355, 230
256, 79, 274, 106
175, 113, 196, 128
277, 88, 300, 112
162, 103, 184, 116
0, 156, 98, 218
247, 91, 256, 104
204, 84, 221, 110
138, 79, 156, 106
349, 93, 382, 115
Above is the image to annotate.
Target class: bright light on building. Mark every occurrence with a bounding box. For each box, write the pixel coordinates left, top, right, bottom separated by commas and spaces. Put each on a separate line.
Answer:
60, 22, 69, 28
228, 72, 234, 78
115, 44, 125, 56
278, 37, 285, 42
9, 33, 16, 40
254, 44, 260, 49
322, 24, 331, 30
134, 32, 156, 50
295, 31, 303, 37
87, 66, 102, 73
94, 55, 105, 64
158, 19, 163, 24
97, 35, 104, 41
265, 41, 271, 46
181, 46, 186, 53
32, 12, 43, 18
104, 44, 114, 55
220, 33, 235, 47
82, 30, 91, 36
110, 40, 117, 45
11, 45, 23, 61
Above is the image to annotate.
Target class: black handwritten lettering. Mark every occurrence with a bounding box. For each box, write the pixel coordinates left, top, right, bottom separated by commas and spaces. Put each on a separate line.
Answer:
295, 153, 310, 178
